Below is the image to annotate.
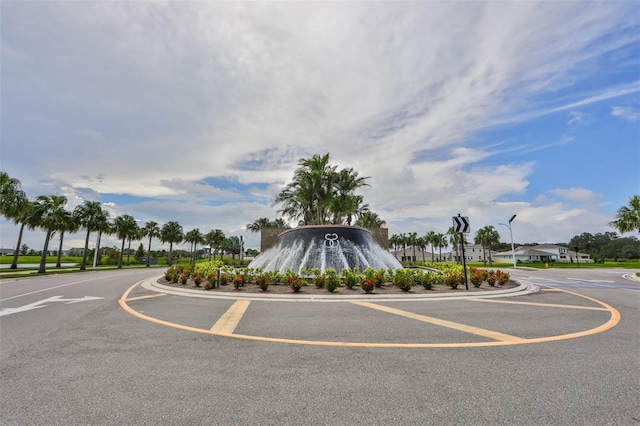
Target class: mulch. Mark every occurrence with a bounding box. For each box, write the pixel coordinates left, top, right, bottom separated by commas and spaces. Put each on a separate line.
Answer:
158, 278, 519, 295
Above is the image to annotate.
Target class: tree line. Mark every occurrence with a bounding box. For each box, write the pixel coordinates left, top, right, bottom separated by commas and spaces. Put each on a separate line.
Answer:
0, 171, 242, 273
389, 225, 501, 266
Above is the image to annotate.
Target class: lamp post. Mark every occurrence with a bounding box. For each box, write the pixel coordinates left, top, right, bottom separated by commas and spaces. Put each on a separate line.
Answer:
498, 214, 517, 269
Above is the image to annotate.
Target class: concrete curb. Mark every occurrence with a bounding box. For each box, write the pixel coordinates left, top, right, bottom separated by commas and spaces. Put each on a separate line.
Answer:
141, 275, 538, 303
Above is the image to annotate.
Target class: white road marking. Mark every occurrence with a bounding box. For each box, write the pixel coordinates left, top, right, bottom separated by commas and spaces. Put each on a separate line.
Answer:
0, 295, 103, 317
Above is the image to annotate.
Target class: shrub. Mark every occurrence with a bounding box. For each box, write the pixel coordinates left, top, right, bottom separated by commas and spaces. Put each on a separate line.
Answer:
392, 269, 413, 292
361, 279, 374, 293
323, 268, 340, 292
469, 271, 483, 288
192, 272, 204, 287
444, 272, 464, 289
487, 270, 496, 286
341, 267, 361, 289
496, 270, 509, 285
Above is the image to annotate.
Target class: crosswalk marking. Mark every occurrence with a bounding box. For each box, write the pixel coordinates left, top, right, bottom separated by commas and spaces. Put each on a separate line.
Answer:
210, 300, 251, 334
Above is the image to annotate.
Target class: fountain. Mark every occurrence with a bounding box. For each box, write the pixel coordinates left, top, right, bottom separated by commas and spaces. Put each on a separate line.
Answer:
248, 225, 402, 274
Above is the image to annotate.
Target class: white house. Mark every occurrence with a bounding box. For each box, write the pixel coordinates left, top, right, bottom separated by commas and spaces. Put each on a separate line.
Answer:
492, 244, 592, 264
447, 244, 492, 263
0, 248, 15, 256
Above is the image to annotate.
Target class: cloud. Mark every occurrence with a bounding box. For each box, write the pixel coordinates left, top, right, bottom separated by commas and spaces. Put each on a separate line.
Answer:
610, 106, 639, 121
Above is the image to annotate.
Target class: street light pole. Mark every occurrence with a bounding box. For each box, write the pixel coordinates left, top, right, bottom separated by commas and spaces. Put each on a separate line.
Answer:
498, 214, 517, 269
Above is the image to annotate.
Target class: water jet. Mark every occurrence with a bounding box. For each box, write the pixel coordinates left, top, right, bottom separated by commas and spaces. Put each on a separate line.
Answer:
248, 225, 402, 274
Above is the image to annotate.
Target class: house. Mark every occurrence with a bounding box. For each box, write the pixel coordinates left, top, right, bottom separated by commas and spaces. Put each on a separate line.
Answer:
492, 244, 592, 264
447, 244, 492, 263
0, 248, 15, 256
390, 246, 439, 262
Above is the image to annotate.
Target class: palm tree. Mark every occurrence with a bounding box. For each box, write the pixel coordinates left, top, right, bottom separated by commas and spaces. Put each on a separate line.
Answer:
416, 236, 427, 262
30, 195, 69, 274
54, 210, 78, 268
271, 218, 289, 228
425, 230, 437, 262
222, 236, 242, 260
447, 226, 466, 264
401, 233, 408, 262
331, 168, 370, 225
93, 219, 113, 267
434, 233, 448, 261
142, 221, 160, 267
161, 221, 184, 266
610, 195, 640, 234
475, 225, 500, 266
354, 211, 386, 228
0, 172, 33, 269
74, 201, 109, 270
406, 232, 418, 263
274, 153, 370, 226
114, 214, 138, 268
247, 218, 272, 233
204, 229, 225, 260
184, 228, 204, 263
126, 224, 142, 266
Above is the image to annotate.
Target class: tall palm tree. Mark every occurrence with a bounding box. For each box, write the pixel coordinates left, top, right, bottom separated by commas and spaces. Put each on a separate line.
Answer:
142, 221, 160, 267
126, 224, 142, 266
609, 195, 640, 234
434, 233, 448, 262
274, 153, 370, 226
389, 234, 401, 255
425, 230, 437, 262
331, 168, 370, 225
161, 221, 184, 266
447, 226, 466, 264
407, 232, 418, 263
74, 201, 109, 270
271, 218, 289, 228
30, 195, 69, 274
247, 218, 272, 233
93, 219, 113, 267
204, 229, 225, 260
0, 171, 33, 269
354, 211, 386, 228
416, 236, 427, 262
475, 225, 500, 266
184, 228, 204, 264
114, 214, 138, 268
54, 210, 78, 268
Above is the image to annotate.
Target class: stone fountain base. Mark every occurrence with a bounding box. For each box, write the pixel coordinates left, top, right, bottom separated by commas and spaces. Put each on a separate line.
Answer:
248, 225, 402, 274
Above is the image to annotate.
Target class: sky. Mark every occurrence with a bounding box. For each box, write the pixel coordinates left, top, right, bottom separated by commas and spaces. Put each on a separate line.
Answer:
1, 1, 639, 254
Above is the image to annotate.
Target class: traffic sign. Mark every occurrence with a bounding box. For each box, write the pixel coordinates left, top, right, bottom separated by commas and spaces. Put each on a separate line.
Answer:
452, 215, 470, 233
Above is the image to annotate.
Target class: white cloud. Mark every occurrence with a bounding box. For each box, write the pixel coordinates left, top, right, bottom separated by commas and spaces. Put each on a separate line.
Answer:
610, 106, 639, 121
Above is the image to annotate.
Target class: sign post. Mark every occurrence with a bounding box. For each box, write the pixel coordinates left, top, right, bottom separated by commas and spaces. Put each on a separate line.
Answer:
453, 214, 470, 290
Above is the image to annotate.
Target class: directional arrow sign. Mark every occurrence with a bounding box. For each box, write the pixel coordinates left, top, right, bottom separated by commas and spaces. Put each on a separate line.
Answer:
0, 295, 103, 317
452, 215, 470, 233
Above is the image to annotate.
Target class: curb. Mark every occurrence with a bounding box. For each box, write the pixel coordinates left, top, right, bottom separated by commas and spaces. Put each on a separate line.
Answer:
141, 275, 538, 303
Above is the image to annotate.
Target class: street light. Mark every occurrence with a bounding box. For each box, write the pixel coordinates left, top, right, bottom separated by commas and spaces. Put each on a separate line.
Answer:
498, 214, 517, 269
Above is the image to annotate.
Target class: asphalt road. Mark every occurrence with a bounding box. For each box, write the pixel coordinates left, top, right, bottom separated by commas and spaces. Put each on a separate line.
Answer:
1, 267, 638, 425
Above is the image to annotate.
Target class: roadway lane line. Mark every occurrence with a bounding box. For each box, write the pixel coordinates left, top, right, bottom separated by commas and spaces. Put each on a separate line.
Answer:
352, 301, 527, 343
210, 300, 251, 334
468, 299, 609, 311
125, 294, 167, 302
